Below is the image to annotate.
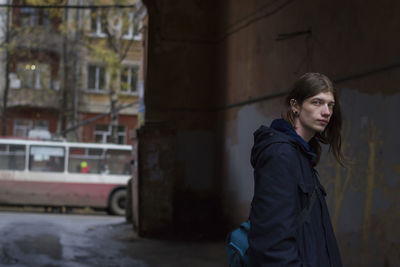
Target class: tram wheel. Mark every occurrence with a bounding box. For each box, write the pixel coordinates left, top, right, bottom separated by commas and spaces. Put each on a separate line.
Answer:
109, 189, 126, 216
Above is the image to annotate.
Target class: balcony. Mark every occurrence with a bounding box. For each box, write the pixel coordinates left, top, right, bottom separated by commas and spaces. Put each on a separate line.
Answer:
11, 28, 63, 53
8, 88, 60, 109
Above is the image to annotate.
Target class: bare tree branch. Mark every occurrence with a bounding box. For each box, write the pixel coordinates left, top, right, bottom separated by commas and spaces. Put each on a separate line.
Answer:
120, 36, 135, 61
59, 101, 138, 135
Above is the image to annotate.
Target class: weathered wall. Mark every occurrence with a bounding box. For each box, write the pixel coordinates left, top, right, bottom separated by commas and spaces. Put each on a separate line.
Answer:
319, 89, 400, 266
140, 0, 222, 238
217, 0, 400, 266
137, 122, 176, 237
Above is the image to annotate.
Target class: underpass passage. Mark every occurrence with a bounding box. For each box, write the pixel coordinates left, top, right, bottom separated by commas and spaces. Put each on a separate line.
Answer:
0, 212, 226, 267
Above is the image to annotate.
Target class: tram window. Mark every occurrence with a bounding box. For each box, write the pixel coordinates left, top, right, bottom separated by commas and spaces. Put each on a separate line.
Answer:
0, 144, 26, 170
68, 147, 105, 174
106, 150, 132, 175
88, 149, 103, 156
29, 146, 65, 172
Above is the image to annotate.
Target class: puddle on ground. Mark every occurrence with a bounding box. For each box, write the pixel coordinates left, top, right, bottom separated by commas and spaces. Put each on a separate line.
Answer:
15, 233, 62, 260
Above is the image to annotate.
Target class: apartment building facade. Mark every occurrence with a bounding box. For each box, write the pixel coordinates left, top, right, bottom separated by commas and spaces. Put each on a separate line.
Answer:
0, 0, 144, 145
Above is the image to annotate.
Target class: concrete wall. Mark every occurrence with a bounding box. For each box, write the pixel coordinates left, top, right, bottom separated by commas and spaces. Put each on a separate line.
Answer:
137, 122, 176, 237
141, 0, 400, 264
140, 0, 222, 238
319, 89, 400, 266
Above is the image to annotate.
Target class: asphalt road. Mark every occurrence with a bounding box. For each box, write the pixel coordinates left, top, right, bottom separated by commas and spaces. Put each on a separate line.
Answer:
0, 212, 226, 267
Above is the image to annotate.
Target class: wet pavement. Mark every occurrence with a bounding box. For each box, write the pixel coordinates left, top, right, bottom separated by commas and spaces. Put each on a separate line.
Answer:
0, 212, 227, 267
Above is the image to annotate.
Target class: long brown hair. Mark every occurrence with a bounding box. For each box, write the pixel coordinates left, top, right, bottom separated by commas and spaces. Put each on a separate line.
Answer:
282, 72, 345, 166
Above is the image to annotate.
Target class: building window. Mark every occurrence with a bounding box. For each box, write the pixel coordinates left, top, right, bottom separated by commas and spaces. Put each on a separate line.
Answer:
116, 125, 126, 144
94, 124, 126, 144
19, 7, 37, 27
16, 63, 51, 90
94, 124, 109, 143
13, 119, 48, 137
87, 65, 105, 91
122, 12, 142, 40
121, 66, 138, 93
90, 8, 107, 36
18, 7, 52, 28
122, 12, 134, 38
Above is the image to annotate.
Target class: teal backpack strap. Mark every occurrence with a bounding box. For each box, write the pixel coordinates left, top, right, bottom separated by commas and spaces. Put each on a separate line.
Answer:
226, 221, 250, 266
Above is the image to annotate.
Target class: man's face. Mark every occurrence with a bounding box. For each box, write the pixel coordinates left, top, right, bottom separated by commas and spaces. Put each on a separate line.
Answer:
293, 91, 335, 140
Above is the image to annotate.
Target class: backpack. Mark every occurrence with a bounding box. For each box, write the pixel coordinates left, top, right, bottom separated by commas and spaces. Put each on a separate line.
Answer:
225, 187, 317, 267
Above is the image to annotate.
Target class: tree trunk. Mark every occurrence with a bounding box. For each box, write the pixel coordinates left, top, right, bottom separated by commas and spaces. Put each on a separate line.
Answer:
60, 4, 69, 137
110, 88, 119, 144
1, 1, 10, 136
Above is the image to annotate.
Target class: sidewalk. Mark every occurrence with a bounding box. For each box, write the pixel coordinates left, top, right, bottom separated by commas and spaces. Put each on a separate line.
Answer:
104, 222, 228, 267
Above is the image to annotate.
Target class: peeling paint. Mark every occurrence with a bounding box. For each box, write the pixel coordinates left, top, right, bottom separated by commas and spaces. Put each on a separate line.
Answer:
362, 121, 383, 243
332, 163, 351, 230
331, 121, 352, 230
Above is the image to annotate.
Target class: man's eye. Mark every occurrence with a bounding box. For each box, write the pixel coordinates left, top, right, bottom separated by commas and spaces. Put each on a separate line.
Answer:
312, 100, 321, 105
328, 103, 335, 108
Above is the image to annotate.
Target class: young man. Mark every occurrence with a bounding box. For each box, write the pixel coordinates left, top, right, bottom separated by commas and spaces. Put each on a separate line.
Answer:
248, 73, 343, 266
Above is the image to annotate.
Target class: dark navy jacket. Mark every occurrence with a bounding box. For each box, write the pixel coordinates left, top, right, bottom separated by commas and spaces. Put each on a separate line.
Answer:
248, 119, 342, 267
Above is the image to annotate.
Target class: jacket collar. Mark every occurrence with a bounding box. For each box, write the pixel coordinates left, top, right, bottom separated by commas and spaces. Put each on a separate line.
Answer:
270, 119, 318, 166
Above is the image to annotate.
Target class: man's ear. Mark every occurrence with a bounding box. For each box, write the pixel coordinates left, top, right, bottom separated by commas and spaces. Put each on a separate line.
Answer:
290, 99, 299, 114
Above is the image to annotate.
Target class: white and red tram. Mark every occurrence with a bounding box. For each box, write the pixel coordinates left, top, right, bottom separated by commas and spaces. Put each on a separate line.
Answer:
0, 138, 132, 215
